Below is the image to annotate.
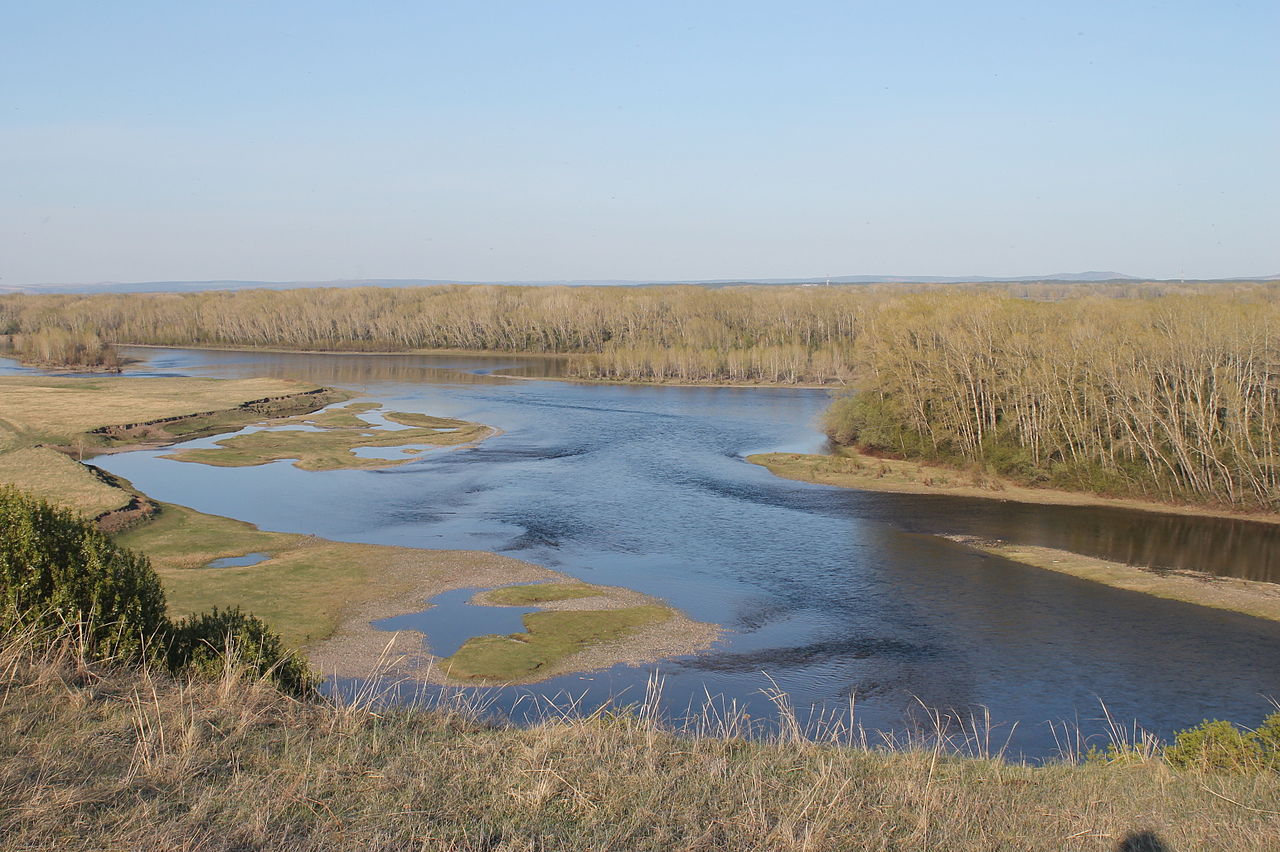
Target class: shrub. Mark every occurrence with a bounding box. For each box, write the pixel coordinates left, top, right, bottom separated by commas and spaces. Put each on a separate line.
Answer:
168, 606, 315, 696
0, 486, 167, 660
1164, 719, 1264, 772
1, 487, 311, 695
1252, 712, 1280, 769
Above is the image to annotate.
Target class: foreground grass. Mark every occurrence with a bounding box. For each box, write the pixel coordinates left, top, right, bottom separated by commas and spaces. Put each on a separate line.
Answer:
0, 375, 336, 451
3, 644, 1278, 851
445, 605, 673, 681
164, 403, 493, 471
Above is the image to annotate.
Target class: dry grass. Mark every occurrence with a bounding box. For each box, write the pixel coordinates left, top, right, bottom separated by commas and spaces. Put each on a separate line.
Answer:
2, 634, 1278, 851
0, 375, 322, 444
0, 447, 131, 517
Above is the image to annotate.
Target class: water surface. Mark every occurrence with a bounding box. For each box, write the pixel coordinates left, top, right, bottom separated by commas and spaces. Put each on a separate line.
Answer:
72, 347, 1280, 757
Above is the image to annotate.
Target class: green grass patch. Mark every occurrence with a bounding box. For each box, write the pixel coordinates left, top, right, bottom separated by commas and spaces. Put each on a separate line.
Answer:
483, 582, 603, 605
117, 503, 388, 646
116, 502, 299, 569
443, 605, 671, 681
164, 403, 491, 470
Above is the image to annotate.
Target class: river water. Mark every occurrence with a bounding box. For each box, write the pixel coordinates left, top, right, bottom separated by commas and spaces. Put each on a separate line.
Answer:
34, 346, 1280, 758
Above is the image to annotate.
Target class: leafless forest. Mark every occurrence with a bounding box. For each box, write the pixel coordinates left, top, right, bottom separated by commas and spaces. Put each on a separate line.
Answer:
4, 281, 1279, 508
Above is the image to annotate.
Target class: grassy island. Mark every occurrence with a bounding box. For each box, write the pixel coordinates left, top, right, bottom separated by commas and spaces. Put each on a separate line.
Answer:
163, 402, 493, 470
435, 583, 705, 684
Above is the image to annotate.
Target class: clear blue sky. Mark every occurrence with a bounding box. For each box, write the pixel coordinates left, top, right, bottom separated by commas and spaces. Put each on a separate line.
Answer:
3, 1, 1276, 285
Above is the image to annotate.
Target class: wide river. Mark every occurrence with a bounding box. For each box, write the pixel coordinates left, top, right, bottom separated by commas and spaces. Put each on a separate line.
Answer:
46, 347, 1280, 758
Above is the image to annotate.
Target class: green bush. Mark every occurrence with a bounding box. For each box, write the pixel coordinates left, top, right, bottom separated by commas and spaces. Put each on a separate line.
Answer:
1253, 712, 1280, 768
1, 487, 311, 695
824, 392, 928, 456
168, 606, 315, 696
0, 486, 167, 660
1164, 719, 1266, 772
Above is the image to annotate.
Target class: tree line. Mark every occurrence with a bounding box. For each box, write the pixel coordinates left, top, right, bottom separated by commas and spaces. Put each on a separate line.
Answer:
0, 281, 1254, 385
826, 290, 1280, 510
6, 281, 1280, 508
0, 328, 121, 370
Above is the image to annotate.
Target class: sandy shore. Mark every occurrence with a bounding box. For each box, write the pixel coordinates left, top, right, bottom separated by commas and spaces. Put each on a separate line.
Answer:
748, 450, 1280, 526
944, 536, 1280, 623
750, 449, 1280, 620
307, 551, 720, 684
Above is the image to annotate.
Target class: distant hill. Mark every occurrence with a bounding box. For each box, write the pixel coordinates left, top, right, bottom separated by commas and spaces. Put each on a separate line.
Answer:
5, 271, 1278, 295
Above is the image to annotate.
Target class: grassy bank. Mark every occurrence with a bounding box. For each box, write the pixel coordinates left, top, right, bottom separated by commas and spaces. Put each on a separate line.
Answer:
0, 375, 348, 522
749, 450, 1280, 622
3, 640, 1279, 852
0, 375, 348, 454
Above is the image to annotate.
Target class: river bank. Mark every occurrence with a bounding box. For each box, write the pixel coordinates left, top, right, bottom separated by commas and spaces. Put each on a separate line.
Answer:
749, 449, 1280, 621
120, 342, 841, 389
748, 449, 1280, 526
0, 373, 718, 682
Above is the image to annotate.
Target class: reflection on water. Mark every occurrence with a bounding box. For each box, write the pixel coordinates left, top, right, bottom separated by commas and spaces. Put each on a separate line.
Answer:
120, 347, 566, 388
87, 346, 1280, 758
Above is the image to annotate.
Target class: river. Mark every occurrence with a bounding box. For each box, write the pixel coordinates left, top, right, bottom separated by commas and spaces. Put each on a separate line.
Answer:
33, 346, 1280, 758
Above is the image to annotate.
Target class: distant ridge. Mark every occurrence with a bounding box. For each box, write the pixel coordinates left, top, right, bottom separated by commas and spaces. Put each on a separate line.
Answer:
5, 271, 1278, 295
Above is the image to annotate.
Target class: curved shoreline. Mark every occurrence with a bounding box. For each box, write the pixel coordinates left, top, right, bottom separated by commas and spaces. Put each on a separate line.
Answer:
0, 376, 720, 681
310, 571, 721, 685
